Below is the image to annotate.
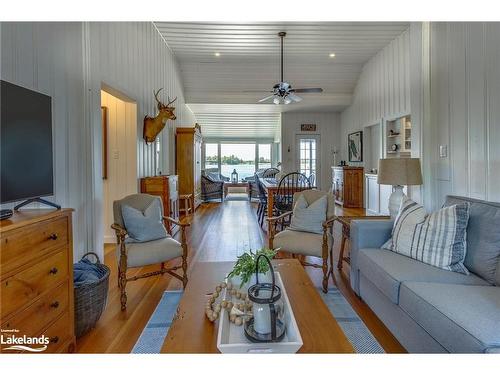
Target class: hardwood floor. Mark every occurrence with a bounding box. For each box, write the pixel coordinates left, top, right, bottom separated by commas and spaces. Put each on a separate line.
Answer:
75, 200, 405, 353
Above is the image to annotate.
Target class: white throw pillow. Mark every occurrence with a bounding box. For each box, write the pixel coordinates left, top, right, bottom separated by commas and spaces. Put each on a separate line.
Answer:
382, 197, 470, 274
289, 194, 327, 235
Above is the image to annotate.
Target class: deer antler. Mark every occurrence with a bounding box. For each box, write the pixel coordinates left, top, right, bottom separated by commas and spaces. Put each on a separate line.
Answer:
154, 88, 164, 107
167, 96, 177, 107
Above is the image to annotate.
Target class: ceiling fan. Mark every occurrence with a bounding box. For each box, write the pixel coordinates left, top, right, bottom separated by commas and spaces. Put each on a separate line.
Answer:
250, 31, 323, 105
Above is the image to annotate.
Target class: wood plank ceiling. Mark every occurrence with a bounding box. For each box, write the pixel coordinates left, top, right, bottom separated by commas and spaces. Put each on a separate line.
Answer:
154, 22, 409, 139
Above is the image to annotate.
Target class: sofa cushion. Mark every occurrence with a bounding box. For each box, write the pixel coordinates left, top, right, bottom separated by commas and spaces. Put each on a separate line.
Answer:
444, 195, 500, 285
358, 249, 488, 304
273, 229, 332, 257
383, 197, 470, 275
117, 237, 182, 268
399, 282, 500, 353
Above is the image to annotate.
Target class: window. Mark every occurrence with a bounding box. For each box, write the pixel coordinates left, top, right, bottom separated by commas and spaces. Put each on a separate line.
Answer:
220, 143, 255, 181
204, 143, 219, 172
298, 138, 317, 178
258, 144, 271, 170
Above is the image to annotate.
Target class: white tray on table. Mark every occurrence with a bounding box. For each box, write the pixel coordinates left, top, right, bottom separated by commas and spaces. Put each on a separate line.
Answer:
216, 272, 303, 353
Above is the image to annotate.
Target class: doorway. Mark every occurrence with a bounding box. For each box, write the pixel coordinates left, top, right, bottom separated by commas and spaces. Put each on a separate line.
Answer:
296, 134, 320, 188
101, 89, 138, 243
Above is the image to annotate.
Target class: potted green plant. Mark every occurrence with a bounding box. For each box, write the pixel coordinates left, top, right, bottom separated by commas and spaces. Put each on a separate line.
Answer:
227, 248, 277, 290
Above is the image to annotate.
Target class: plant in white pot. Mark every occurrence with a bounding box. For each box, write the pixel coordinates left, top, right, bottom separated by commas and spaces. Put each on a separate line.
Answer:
227, 248, 277, 291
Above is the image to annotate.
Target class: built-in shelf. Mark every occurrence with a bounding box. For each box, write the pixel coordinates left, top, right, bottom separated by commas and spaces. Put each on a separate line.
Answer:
385, 114, 411, 158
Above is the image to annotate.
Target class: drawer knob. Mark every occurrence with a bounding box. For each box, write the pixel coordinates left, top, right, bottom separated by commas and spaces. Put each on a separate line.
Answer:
49, 267, 58, 275
50, 301, 60, 309
48, 233, 58, 240
50, 336, 59, 344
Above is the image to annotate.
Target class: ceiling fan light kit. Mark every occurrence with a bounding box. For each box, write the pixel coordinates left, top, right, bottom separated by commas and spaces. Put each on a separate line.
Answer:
256, 32, 324, 105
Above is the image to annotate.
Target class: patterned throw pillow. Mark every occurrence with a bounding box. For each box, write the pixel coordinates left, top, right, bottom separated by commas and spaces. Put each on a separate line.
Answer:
289, 194, 327, 234
382, 197, 470, 274
121, 199, 168, 242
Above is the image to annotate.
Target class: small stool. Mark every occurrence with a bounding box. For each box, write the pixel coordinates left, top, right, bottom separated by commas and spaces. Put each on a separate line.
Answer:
179, 194, 193, 216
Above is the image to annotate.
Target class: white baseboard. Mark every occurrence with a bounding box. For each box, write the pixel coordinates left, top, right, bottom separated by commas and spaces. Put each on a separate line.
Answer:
104, 235, 117, 244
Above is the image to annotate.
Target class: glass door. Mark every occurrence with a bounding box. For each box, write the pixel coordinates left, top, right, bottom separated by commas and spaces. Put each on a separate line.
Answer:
296, 135, 320, 187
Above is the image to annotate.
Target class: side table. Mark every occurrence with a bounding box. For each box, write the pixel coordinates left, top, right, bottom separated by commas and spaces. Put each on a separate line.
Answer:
335, 215, 390, 271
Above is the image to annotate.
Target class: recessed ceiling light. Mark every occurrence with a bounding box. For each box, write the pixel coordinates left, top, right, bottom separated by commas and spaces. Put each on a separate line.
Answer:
214, 52, 221, 57
329, 53, 336, 58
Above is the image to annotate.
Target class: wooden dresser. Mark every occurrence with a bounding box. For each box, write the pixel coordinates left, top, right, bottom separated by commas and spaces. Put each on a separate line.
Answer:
0, 209, 75, 353
175, 125, 202, 211
140, 175, 179, 234
332, 166, 364, 208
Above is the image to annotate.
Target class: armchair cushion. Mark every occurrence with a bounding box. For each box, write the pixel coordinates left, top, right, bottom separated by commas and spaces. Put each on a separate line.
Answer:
118, 237, 182, 268
292, 190, 336, 220
273, 229, 332, 257
289, 194, 327, 234
121, 199, 168, 242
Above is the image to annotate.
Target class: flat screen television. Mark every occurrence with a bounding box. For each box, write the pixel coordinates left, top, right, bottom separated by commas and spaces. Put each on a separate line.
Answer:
1, 80, 59, 209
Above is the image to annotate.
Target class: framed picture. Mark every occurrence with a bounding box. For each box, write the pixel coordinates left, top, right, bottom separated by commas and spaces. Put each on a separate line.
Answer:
348, 131, 363, 162
300, 123, 316, 132
101, 106, 108, 179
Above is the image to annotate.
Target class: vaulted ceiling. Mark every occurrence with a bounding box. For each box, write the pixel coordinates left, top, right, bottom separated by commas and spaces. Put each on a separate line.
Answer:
154, 22, 409, 139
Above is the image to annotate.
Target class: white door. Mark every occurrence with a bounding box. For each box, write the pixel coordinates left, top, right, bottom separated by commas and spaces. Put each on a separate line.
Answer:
296, 135, 320, 188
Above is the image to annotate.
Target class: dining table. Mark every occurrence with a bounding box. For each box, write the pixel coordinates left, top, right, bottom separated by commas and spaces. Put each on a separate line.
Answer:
259, 177, 314, 219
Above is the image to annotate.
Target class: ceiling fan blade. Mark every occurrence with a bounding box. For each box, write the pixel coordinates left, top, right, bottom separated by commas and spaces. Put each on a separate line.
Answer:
287, 93, 302, 102
258, 95, 276, 103
291, 88, 323, 93
243, 90, 274, 93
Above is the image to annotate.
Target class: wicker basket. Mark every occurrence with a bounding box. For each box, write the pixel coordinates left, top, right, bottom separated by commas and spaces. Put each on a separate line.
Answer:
74, 252, 110, 338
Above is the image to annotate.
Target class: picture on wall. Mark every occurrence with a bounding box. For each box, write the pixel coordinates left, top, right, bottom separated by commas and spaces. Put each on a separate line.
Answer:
348, 131, 363, 162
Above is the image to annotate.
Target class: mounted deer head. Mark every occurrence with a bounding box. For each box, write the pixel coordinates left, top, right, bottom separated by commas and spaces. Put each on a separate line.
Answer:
143, 88, 177, 144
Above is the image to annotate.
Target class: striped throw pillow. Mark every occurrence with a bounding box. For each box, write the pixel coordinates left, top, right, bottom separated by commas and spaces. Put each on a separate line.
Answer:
382, 197, 470, 274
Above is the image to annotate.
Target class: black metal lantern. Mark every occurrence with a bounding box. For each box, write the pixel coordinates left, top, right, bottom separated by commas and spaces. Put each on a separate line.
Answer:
244, 255, 285, 342
231, 169, 238, 183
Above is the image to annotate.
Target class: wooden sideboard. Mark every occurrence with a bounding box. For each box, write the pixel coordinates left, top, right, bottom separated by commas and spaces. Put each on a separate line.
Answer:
0, 209, 75, 353
140, 175, 179, 235
331, 166, 364, 208
175, 126, 202, 211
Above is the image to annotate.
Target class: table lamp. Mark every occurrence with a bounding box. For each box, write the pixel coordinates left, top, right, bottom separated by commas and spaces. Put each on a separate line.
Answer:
378, 158, 423, 218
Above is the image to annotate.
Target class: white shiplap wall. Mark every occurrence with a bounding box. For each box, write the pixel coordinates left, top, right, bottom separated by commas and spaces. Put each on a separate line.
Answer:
1, 22, 196, 260
281, 112, 341, 190
429, 22, 500, 206
339, 24, 426, 206
340, 27, 412, 163
1, 22, 88, 257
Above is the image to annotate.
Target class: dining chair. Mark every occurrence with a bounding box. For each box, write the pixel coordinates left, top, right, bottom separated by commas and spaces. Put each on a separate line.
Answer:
308, 172, 316, 187
255, 174, 269, 226
268, 190, 336, 293
262, 167, 280, 179
274, 172, 310, 215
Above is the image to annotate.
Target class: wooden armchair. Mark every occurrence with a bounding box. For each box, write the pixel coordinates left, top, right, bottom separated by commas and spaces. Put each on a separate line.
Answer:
112, 194, 190, 310
267, 190, 336, 293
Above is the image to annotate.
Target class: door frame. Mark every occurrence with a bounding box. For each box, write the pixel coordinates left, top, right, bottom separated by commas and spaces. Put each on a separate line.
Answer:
295, 134, 321, 189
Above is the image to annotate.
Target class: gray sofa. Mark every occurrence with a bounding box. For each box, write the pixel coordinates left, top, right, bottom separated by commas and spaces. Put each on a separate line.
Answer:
350, 195, 500, 353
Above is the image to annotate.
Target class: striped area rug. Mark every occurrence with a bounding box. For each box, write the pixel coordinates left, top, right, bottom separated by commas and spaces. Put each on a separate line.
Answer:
132, 287, 384, 353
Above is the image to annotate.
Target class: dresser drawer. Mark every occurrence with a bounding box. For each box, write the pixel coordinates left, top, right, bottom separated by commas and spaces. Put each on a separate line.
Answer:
42, 310, 73, 353
1, 281, 69, 336
0, 216, 69, 275
1, 249, 69, 318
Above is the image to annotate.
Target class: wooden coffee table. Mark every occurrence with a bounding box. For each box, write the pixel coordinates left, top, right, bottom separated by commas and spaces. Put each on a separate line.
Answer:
161, 259, 354, 353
